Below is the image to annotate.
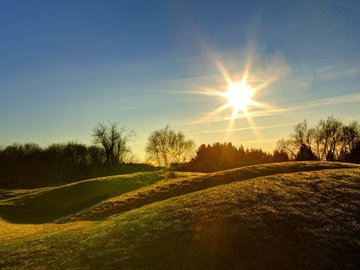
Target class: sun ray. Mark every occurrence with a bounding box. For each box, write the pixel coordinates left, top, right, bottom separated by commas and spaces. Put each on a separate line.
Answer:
197, 103, 231, 125
216, 61, 233, 85
244, 114, 260, 138
209, 103, 232, 116
182, 48, 285, 136
252, 76, 277, 92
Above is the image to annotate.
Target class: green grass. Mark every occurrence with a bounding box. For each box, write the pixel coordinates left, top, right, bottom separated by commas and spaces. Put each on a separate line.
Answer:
0, 170, 178, 223
0, 161, 359, 269
62, 161, 359, 222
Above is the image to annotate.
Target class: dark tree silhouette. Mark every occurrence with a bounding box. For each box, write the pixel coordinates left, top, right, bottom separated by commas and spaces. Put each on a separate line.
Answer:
313, 117, 343, 160
0, 141, 155, 188
278, 117, 360, 162
295, 144, 318, 161
273, 149, 289, 162
178, 142, 274, 172
341, 141, 360, 163
92, 122, 135, 167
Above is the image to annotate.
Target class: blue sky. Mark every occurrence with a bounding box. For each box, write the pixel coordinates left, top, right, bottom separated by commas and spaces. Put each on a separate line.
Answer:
1, 0, 360, 160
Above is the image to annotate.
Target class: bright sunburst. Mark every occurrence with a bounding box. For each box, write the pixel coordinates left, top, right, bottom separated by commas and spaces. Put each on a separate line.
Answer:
220, 79, 255, 116
186, 48, 283, 134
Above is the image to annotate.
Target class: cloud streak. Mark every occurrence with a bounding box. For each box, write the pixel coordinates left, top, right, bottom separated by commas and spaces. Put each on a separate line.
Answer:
178, 92, 360, 127
282, 92, 360, 111
187, 123, 295, 136
316, 63, 360, 81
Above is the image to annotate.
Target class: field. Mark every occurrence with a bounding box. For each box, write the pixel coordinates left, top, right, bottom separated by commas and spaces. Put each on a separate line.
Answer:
0, 161, 359, 269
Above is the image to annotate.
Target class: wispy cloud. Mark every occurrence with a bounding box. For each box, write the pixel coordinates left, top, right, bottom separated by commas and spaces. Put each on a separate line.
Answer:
178, 92, 360, 127
187, 123, 296, 136
316, 63, 360, 81
239, 138, 280, 144
177, 106, 286, 127
282, 92, 360, 111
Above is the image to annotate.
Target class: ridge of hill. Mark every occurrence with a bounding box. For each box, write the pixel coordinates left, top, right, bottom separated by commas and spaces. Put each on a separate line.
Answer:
0, 170, 200, 223
61, 161, 359, 222
0, 166, 359, 269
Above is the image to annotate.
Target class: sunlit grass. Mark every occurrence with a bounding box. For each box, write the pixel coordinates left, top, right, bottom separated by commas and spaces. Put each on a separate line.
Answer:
0, 165, 359, 269
0, 220, 92, 242
62, 161, 359, 222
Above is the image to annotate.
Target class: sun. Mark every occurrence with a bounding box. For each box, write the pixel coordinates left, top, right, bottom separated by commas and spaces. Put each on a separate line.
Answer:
222, 81, 255, 115
187, 49, 277, 127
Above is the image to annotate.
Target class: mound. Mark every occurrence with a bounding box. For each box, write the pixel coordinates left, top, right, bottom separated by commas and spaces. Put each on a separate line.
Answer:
0, 167, 359, 269
63, 161, 359, 222
0, 170, 177, 223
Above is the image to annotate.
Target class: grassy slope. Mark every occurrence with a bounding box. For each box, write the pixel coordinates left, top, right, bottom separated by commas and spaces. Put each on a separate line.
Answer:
63, 161, 359, 222
0, 167, 359, 269
0, 170, 187, 223
0, 161, 354, 224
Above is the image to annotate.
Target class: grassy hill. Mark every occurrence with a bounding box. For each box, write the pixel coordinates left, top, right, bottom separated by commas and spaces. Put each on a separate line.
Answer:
0, 170, 185, 223
0, 161, 359, 269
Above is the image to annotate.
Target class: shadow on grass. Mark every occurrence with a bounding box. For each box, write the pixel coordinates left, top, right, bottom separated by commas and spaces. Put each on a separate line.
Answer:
0, 171, 167, 224
0, 194, 109, 224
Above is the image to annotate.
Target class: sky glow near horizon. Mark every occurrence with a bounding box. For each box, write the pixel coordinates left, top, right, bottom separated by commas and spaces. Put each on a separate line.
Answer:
0, 0, 360, 160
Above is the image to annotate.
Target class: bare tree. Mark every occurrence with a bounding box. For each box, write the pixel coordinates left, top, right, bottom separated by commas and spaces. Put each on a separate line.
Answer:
92, 122, 135, 167
339, 121, 360, 158
277, 120, 315, 160
278, 117, 360, 161
276, 138, 298, 160
146, 125, 195, 167
312, 116, 343, 160
291, 120, 313, 149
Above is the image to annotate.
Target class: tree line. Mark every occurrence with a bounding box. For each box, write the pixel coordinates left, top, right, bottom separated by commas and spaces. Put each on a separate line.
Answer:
0, 116, 359, 188
174, 142, 288, 172
277, 116, 360, 163
0, 122, 153, 188
175, 116, 360, 172
0, 141, 156, 188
